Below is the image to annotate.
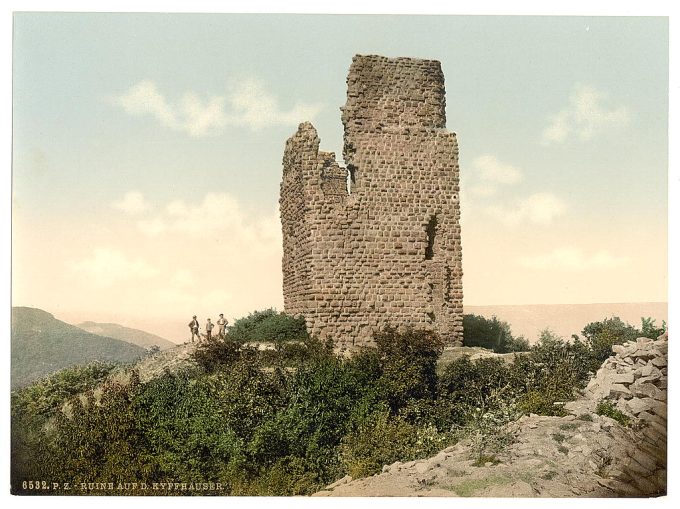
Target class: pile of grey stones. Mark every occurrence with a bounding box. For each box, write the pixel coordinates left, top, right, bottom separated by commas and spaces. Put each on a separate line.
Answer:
566, 332, 667, 495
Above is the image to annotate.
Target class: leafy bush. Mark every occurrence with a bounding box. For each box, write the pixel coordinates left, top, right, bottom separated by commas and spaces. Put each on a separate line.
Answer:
510, 330, 592, 416
596, 400, 631, 427
580, 317, 640, 367
45, 377, 145, 491
191, 337, 245, 372
438, 356, 510, 426
15, 308, 638, 495
340, 409, 448, 478
640, 317, 666, 340
462, 314, 528, 353
11, 362, 117, 491
374, 327, 443, 413
228, 308, 308, 343
463, 388, 519, 466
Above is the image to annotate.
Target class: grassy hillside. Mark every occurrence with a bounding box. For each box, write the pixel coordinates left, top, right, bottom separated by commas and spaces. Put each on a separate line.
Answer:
76, 321, 176, 350
11, 307, 146, 389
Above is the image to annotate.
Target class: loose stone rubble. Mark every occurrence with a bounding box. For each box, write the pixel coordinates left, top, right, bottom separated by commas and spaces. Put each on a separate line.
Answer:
314, 333, 667, 497
280, 55, 464, 350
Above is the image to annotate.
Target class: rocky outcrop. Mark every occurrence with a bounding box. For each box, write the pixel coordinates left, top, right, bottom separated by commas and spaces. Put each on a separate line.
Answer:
314, 334, 667, 497
564, 333, 667, 495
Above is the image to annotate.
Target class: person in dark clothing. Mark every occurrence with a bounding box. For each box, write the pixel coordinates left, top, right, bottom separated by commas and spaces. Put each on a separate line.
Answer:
188, 315, 200, 343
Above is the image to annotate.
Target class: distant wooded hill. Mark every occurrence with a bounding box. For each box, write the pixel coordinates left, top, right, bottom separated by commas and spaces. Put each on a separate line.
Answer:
76, 321, 176, 350
11, 307, 147, 389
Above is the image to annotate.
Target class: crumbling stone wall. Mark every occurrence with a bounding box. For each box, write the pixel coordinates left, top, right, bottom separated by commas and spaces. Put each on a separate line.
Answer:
565, 333, 668, 495
280, 55, 463, 349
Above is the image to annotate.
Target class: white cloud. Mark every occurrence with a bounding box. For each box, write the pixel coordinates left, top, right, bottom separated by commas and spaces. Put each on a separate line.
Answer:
71, 247, 159, 287
486, 192, 566, 226
518, 247, 631, 271
131, 192, 282, 258
472, 155, 523, 185
542, 84, 631, 144
468, 183, 498, 198
112, 191, 151, 215
226, 79, 323, 130
114, 78, 323, 136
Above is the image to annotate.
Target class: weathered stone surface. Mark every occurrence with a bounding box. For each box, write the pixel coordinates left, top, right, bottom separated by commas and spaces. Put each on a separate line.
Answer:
280, 55, 463, 349
631, 382, 665, 401
649, 356, 667, 368
612, 344, 627, 355
609, 384, 633, 398
624, 397, 652, 415
612, 372, 635, 385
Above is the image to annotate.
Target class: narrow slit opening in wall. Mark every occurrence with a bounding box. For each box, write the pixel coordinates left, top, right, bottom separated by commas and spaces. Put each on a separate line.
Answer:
425, 215, 438, 260
347, 165, 357, 194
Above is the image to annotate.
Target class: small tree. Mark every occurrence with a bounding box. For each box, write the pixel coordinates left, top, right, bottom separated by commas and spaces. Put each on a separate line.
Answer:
463, 314, 526, 353
580, 317, 639, 366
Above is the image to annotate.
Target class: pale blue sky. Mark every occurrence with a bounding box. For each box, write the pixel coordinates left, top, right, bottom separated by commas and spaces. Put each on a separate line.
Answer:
11, 13, 668, 340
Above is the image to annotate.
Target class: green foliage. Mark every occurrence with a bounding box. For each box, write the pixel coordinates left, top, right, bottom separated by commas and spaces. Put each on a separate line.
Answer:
228, 308, 309, 343
463, 389, 519, 465
640, 317, 666, 340
551, 432, 566, 443
11, 362, 117, 490
580, 317, 640, 367
374, 327, 443, 413
596, 400, 631, 427
12, 362, 116, 420
512, 330, 592, 416
15, 308, 640, 496
41, 377, 145, 492
462, 314, 528, 353
191, 337, 245, 372
340, 407, 450, 478
438, 356, 510, 425
340, 409, 420, 478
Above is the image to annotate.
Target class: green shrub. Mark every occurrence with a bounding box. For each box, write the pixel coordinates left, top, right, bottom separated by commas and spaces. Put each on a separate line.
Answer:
248, 354, 380, 485
374, 327, 443, 413
228, 308, 308, 343
340, 409, 422, 478
463, 314, 527, 353
13, 311, 624, 495
191, 338, 244, 372
461, 387, 520, 465
12, 362, 116, 420
580, 317, 640, 366
596, 400, 631, 427
640, 317, 666, 340
438, 356, 510, 426
509, 330, 592, 416
251, 456, 321, 496
45, 378, 146, 492
11, 362, 116, 492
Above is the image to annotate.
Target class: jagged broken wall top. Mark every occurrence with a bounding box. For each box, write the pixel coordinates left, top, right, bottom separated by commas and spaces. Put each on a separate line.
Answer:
280, 54, 463, 349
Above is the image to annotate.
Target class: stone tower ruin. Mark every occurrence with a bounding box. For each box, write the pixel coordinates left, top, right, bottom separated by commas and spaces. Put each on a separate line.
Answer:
280, 54, 463, 349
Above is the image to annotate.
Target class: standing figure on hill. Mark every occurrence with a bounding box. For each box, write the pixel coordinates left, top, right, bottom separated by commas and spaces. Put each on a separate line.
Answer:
217, 313, 229, 339
205, 318, 214, 341
188, 315, 201, 343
